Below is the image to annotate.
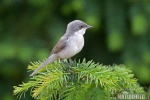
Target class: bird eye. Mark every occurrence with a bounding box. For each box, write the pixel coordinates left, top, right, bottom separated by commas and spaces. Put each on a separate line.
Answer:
79, 25, 84, 29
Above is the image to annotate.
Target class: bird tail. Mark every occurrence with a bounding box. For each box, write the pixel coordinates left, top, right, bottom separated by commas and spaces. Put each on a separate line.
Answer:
30, 54, 58, 76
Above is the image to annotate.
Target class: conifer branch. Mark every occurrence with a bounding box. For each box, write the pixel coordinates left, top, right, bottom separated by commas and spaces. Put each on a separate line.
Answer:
13, 59, 144, 100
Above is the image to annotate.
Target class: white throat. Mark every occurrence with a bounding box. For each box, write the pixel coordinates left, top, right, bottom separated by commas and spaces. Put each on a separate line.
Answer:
75, 28, 87, 35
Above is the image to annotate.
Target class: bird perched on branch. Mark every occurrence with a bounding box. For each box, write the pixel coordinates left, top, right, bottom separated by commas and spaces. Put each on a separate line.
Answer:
30, 20, 93, 76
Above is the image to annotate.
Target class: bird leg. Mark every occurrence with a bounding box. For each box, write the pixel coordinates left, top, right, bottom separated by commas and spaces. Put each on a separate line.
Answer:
60, 59, 73, 72
69, 58, 75, 67
69, 58, 73, 63
60, 59, 69, 67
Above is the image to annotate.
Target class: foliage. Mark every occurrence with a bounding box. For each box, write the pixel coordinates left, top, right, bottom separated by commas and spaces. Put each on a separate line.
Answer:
0, 0, 150, 99
14, 59, 144, 100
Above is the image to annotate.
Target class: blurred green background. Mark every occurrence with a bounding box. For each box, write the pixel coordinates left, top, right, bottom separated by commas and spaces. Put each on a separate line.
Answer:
0, 0, 150, 99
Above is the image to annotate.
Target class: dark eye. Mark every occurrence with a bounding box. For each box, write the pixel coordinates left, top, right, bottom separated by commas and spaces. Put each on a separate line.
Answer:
79, 25, 84, 29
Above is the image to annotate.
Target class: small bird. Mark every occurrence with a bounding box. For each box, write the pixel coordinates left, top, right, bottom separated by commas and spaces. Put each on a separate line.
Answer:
30, 20, 93, 76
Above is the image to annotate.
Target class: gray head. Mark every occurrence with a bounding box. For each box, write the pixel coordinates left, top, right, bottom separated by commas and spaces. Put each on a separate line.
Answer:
66, 20, 93, 35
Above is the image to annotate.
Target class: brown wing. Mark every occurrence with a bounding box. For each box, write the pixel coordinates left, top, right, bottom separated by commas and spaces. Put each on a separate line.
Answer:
50, 36, 68, 55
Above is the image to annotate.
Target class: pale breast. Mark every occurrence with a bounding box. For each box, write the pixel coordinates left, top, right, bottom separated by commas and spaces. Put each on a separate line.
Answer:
75, 34, 84, 53
58, 34, 84, 59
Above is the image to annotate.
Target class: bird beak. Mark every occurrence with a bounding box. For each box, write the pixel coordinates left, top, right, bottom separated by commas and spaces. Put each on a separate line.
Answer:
87, 25, 93, 29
